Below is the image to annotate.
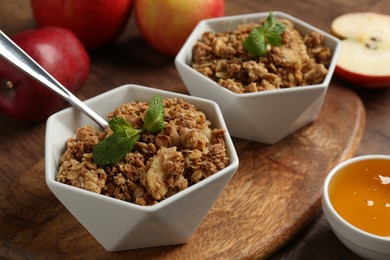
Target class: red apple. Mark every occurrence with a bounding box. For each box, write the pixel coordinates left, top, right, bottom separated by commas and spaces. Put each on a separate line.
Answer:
135, 0, 224, 56
0, 27, 90, 121
30, 0, 133, 49
332, 12, 390, 88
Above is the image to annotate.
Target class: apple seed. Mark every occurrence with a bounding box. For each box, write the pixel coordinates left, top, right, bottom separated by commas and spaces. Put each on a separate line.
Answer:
365, 36, 382, 50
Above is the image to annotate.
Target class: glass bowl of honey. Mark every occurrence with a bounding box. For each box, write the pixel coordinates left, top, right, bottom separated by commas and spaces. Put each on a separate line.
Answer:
322, 155, 390, 260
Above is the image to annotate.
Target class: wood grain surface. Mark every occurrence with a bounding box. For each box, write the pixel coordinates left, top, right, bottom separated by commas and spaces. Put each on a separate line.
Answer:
1, 0, 389, 259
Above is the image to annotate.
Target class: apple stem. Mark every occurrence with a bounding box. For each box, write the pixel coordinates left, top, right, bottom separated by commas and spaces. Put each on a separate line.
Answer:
0, 79, 13, 89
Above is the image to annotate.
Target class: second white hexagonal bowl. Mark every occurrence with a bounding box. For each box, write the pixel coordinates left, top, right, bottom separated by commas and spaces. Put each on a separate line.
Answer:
175, 11, 341, 144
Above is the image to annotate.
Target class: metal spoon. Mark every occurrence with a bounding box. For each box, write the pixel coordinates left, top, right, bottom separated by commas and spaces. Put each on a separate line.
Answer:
0, 30, 108, 129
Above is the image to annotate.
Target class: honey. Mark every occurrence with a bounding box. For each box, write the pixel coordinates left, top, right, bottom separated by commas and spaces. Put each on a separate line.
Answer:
328, 158, 390, 237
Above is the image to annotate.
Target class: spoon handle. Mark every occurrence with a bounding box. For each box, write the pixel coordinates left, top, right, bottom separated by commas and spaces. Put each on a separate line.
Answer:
0, 30, 108, 129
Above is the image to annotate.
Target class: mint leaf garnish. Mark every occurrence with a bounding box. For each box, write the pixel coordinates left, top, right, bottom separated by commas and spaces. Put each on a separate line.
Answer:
92, 117, 142, 165
242, 12, 286, 56
144, 94, 165, 133
243, 27, 266, 57
92, 95, 166, 165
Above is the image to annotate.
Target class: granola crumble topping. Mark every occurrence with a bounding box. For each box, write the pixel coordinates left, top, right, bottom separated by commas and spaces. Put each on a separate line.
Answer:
191, 18, 332, 93
57, 98, 230, 206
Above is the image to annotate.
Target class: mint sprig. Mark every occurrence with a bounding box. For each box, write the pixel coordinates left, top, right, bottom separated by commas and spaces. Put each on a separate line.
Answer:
92, 95, 166, 165
143, 94, 165, 133
92, 117, 142, 165
242, 12, 286, 57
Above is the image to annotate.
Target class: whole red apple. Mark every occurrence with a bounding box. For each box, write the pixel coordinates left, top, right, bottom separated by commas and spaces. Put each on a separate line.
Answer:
30, 0, 133, 49
135, 0, 224, 56
0, 27, 90, 121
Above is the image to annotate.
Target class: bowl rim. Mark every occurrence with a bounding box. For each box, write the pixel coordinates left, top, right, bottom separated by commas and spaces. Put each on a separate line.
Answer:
323, 154, 390, 242
175, 11, 341, 98
45, 84, 239, 212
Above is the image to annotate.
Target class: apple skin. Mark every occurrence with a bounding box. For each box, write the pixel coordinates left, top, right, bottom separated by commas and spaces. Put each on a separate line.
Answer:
30, 0, 133, 49
0, 27, 90, 121
335, 65, 390, 88
135, 0, 224, 56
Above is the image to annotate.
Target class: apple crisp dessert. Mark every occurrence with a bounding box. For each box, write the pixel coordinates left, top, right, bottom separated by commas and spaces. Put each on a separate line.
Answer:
56, 98, 229, 206
191, 18, 332, 93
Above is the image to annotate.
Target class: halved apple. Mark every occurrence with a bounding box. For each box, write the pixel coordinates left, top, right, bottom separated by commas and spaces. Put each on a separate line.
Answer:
331, 12, 390, 87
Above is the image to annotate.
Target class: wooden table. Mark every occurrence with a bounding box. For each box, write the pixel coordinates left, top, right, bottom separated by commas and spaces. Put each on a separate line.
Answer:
0, 0, 389, 259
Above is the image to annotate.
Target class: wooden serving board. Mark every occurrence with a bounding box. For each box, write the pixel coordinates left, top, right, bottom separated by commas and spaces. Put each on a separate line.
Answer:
0, 85, 365, 259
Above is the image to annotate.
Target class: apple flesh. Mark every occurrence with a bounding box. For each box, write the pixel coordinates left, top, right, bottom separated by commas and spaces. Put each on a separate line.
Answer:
30, 0, 133, 49
332, 12, 390, 87
0, 27, 90, 121
135, 0, 224, 56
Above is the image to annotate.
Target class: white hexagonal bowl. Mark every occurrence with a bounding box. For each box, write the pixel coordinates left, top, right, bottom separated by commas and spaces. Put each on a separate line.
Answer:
175, 11, 341, 144
45, 84, 239, 251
